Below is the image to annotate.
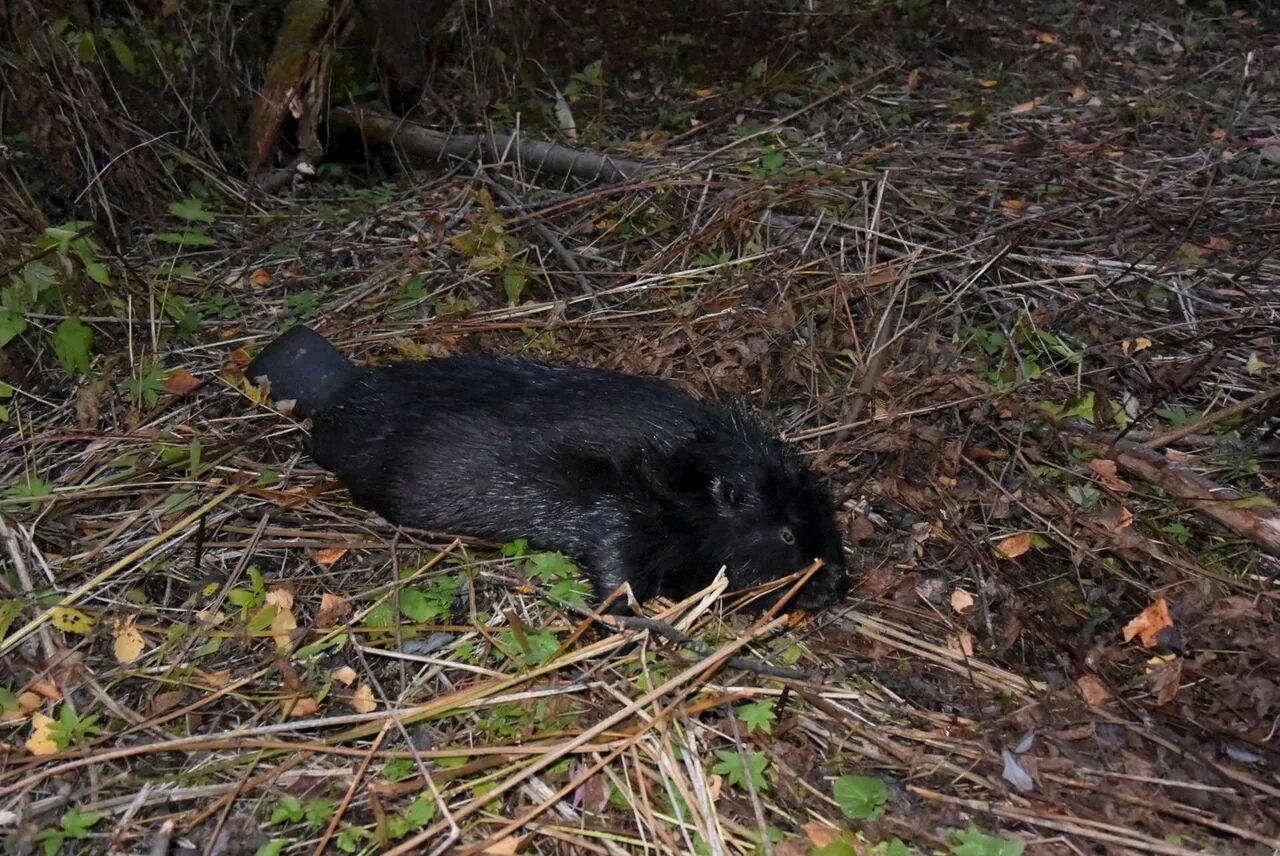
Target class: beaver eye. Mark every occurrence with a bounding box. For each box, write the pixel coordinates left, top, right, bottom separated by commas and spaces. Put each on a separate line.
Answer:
780, 527, 796, 545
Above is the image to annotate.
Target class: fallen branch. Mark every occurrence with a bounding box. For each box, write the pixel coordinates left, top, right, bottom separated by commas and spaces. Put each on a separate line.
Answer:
1069, 429, 1280, 558
331, 105, 646, 185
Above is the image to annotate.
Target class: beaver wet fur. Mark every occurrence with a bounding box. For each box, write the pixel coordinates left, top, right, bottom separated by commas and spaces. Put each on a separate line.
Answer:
246, 325, 848, 613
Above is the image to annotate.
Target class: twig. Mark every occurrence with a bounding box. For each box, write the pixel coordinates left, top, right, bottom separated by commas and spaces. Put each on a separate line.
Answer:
477, 173, 595, 300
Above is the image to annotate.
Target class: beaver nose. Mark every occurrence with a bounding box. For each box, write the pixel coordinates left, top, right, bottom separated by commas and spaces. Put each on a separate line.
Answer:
793, 563, 848, 611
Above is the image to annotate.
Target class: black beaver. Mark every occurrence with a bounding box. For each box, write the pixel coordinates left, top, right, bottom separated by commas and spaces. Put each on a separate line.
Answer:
245, 325, 847, 613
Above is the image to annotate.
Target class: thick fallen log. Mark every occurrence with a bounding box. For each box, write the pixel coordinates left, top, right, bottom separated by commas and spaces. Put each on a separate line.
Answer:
1068, 430, 1280, 559
330, 105, 647, 185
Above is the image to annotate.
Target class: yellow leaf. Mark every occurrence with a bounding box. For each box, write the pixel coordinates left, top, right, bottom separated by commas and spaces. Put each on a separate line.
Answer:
1001, 199, 1027, 212
50, 606, 94, 635
1010, 98, 1043, 114
112, 618, 146, 663
950, 589, 975, 614
249, 268, 272, 287
994, 532, 1033, 559
1036, 31, 1058, 43
978, 78, 999, 88
351, 683, 377, 714
693, 88, 714, 97
1123, 598, 1173, 648
26, 712, 59, 755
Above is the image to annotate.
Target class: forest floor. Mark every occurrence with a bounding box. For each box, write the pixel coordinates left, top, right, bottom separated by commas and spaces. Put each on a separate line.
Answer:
2, 1, 1280, 854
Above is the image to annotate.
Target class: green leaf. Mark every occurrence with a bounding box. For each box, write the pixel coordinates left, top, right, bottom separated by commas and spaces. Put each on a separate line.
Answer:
738, 699, 776, 735
267, 796, 304, 826
502, 269, 526, 303
0, 599, 24, 640
518, 629, 561, 666
1162, 521, 1192, 545
0, 310, 27, 348
502, 538, 530, 558
833, 774, 888, 821
399, 588, 432, 623
254, 842, 287, 856
304, 797, 336, 829
761, 149, 785, 171
106, 34, 135, 72
404, 793, 436, 827
168, 198, 216, 222
526, 552, 579, 582
36, 829, 64, 856
123, 361, 168, 406
247, 603, 279, 634
83, 260, 111, 285
547, 579, 589, 607
6, 477, 53, 510
336, 826, 366, 852
948, 824, 1025, 856
712, 749, 769, 791
60, 808, 103, 837
382, 758, 414, 781
51, 316, 93, 375
816, 843, 857, 856
151, 230, 217, 246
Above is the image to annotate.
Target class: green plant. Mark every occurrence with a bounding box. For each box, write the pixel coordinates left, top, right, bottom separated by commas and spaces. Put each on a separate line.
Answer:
123, 361, 168, 407
712, 749, 769, 791
947, 824, 1025, 856
228, 566, 268, 621
34, 808, 103, 856
47, 704, 104, 749
5, 476, 53, 510
738, 699, 776, 735
833, 774, 888, 821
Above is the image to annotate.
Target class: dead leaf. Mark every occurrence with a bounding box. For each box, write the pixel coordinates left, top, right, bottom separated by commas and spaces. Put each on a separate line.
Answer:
1010, 98, 1043, 114
265, 587, 297, 651
1098, 504, 1134, 532
29, 681, 60, 701
1076, 674, 1112, 707
288, 696, 320, 717
229, 347, 252, 368
1146, 655, 1182, 706
1089, 458, 1132, 492
803, 823, 843, 849
1001, 199, 1027, 212
950, 589, 975, 614
25, 712, 59, 755
147, 690, 187, 717
1123, 598, 1173, 648
905, 68, 921, 91
199, 670, 232, 688
316, 593, 352, 629
479, 837, 520, 856
249, 268, 273, 287
112, 618, 146, 663
995, 532, 1033, 559
163, 368, 204, 396
350, 683, 377, 714
1069, 85, 1086, 102
331, 666, 358, 686
947, 631, 975, 657
311, 547, 348, 567
1036, 31, 1058, 43
979, 78, 999, 88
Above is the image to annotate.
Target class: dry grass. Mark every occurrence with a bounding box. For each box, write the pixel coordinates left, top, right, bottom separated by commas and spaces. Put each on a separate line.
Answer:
2, 1, 1280, 854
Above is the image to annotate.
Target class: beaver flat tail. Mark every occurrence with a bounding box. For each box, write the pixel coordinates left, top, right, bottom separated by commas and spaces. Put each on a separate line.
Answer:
244, 325, 359, 419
